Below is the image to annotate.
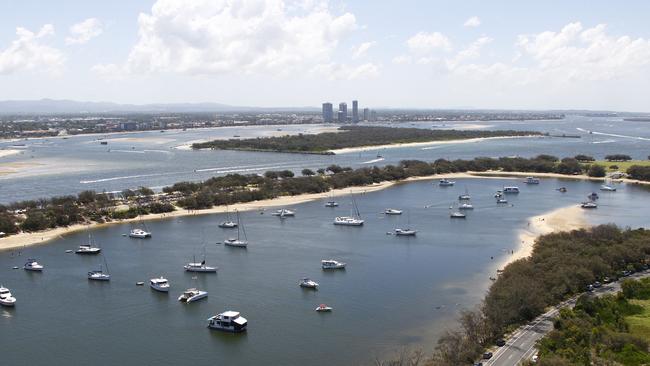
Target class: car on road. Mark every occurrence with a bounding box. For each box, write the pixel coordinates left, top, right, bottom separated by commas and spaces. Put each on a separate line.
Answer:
532, 354, 539, 362
482, 352, 493, 360
603, 276, 611, 283
593, 281, 602, 288
587, 284, 594, 292
496, 339, 506, 347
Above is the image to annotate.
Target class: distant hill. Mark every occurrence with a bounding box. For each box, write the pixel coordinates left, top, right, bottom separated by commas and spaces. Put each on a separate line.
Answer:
0, 99, 319, 114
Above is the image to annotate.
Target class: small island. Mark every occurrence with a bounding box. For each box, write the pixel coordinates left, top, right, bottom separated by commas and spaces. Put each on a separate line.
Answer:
191, 126, 543, 154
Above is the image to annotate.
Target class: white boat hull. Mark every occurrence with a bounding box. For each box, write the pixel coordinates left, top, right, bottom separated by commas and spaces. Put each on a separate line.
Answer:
184, 265, 218, 273
224, 239, 248, 248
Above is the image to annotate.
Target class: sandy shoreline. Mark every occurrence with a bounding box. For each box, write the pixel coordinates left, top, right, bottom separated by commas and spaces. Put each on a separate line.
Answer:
329, 135, 542, 154
0, 149, 21, 158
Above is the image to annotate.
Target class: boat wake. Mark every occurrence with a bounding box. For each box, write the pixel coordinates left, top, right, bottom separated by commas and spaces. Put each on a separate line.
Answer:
362, 158, 385, 164
576, 128, 650, 141
421, 146, 444, 150
80, 172, 173, 184
592, 139, 616, 144
195, 163, 297, 174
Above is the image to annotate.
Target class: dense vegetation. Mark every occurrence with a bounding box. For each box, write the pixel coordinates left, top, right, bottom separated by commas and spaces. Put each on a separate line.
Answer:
427, 225, 650, 365
536, 278, 650, 365
192, 126, 542, 153
1, 154, 649, 237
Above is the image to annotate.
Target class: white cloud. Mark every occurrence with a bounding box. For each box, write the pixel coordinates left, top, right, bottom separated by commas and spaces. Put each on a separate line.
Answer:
66, 18, 103, 45
96, 0, 358, 76
0, 24, 65, 75
463, 16, 481, 28
392, 55, 412, 64
406, 31, 451, 53
352, 41, 376, 59
446, 36, 492, 69
312, 62, 380, 80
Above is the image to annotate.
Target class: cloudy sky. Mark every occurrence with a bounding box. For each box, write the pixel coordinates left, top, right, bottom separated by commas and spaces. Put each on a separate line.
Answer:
1, 0, 649, 111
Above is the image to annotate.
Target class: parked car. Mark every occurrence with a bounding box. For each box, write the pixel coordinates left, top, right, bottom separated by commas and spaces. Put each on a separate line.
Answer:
483, 352, 493, 360
532, 354, 539, 362
496, 339, 506, 347
603, 277, 611, 283
587, 284, 594, 292
593, 281, 602, 288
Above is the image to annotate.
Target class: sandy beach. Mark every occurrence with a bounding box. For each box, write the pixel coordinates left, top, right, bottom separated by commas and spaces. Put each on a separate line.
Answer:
0, 149, 21, 158
328, 135, 542, 154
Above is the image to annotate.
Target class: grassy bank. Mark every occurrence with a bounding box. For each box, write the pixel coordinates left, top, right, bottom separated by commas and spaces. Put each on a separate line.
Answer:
594, 160, 650, 172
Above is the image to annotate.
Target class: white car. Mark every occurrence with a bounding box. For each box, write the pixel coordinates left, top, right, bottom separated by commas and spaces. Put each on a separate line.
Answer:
531, 354, 539, 363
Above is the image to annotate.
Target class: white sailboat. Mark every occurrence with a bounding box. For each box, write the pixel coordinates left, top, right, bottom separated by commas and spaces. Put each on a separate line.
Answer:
394, 211, 417, 236
218, 206, 238, 228
224, 211, 248, 248
334, 194, 364, 226
184, 246, 218, 272
76, 232, 101, 254
129, 216, 152, 238
88, 254, 111, 281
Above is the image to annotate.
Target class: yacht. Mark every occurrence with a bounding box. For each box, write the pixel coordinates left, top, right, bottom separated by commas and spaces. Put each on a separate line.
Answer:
184, 259, 218, 273
0, 286, 16, 307
496, 198, 508, 204
394, 228, 417, 236
218, 206, 238, 228
494, 190, 504, 198
384, 208, 403, 215
129, 228, 151, 238
524, 177, 540, 184
503, 186, 520, 194
207, 311, 248, 333
581, 201, 598, 209
178, 288, 208, 303
458, 188, 471, 201
76, 232, 101, 254
324, 201, 339, 207
438, 179, 455, 186
450, 211, 466, 219
224, 211, 248, 248
334, 216, 364, 226
315, 304, 333, 312
23, 259, 43, 271
321, 260, 346, 270
299, 278, 319, 289
600, 184, 616, 192
458, 202, 474, 210
150, 277, 170, 292
88, 268, 111, 281
271, 208, 295, 217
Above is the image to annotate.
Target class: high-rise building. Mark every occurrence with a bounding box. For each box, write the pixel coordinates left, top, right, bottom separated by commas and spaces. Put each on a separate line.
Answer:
352, 100, 359, 123
338, 102, 347, 123
363, 108, 369, 121
322, 102, 333, 123
370, 110, 378, 122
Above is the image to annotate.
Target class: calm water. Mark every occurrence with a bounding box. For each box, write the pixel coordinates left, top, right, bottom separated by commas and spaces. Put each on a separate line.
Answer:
2, 178, 650, 365
1, 116, 650, 202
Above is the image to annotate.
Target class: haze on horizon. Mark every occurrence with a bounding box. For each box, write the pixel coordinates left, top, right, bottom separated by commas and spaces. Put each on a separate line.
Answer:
1, 0, 649, 112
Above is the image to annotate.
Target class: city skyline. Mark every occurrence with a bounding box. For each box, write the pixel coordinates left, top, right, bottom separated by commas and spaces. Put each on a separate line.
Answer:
1, 1, 650, 112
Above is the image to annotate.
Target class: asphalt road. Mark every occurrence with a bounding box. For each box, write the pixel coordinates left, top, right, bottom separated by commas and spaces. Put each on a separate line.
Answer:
481, 271, 649, 366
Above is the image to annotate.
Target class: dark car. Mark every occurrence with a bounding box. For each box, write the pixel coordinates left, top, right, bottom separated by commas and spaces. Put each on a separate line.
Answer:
603, 277, 611, 283
483, 352, 493, 360
593, 281, 602, 288
587, 284, 594, 292
496, 339, 506, 347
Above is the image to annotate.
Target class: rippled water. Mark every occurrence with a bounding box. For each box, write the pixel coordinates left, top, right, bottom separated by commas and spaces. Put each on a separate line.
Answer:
1, 116, 650, 202
1, 178, 650, 365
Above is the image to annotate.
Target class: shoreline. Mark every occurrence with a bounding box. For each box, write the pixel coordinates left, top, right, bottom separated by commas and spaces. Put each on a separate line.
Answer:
328, 135, 543, 154
0, 149, 21, 158
0, 170, 628, 251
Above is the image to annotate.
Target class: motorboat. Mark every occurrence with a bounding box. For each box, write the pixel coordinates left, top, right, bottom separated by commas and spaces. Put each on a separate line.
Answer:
321, 260, 346, 270
494, 190, 504, 198
0, 286, 16, 307
324, 201, 339, 207
184, 258, 218, 273
299, 278, 319, 289
581, 201, 598, 209
207, 311, 248, 332
450, 211, 466, 219
394, 228, 417, 236
588, 192, 599, 200
23, 259, 43, 271
178, 288, 208, 303
557, 187, 568, 193
224, 211, 248, 248
315, 304, 333, 312
600, 184, 616, 192
458, 203, 474, 210
333, 216, 364, 226
75, 244, 101, 255
496, 198, 508, 204
129, 228, 151, 238
503, 186, 520, 194
384, 208, 403, 215
150, 277, 170, 292
524, 177, 540, 184
438, 179, 455, 186
271, 208, 295, 217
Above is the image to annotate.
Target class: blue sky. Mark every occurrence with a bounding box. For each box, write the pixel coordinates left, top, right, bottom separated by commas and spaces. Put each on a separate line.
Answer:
1, 0, 650, 111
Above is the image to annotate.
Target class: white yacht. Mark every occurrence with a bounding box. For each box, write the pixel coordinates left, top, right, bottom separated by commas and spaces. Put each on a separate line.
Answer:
325, 201, 339, 207
219, 206, 238, 228
184, 259, 218, 273
129, 228, 151, 238
88, 268, 111, 281
494, 190, 504, 198
600, 184, 617, 192
178, 288, 208, 303
581, 201, 598, 209
150, 277, 170, 292
496, 198, 508, 204
394, 228, 417, 236
503, 186, 520, 194
299, 278, 319, 289
384, 208, 403, 215
334, 216, 364, 226
524, 177, 540, 184
438, 179, 455, 186
322, 260, 346, 270
0, 286, 16, 307
450, 211, 466, 219
224, 211, 248, 248
75, 244, 101, 255
23, 259, 43, 271
271, 208, 295, 217
458, 188, 471, 200
207, 311, 248, 333
458, 202, 474, 210
315, 304, 333, 312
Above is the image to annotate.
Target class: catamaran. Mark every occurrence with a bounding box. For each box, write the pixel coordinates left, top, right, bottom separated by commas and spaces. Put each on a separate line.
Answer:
207, 311, 248, 332
224, 211, 248, 248
178, 288, 208, 303
218, 206, 238, 228
0, 286, 16, 307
